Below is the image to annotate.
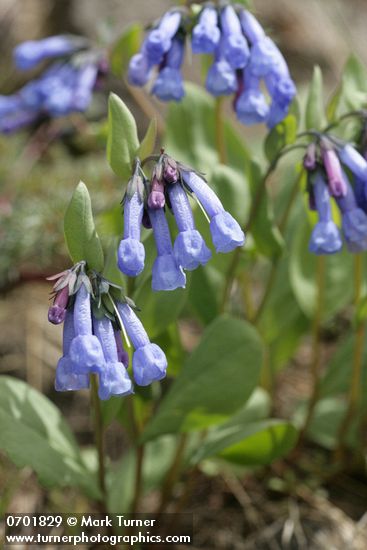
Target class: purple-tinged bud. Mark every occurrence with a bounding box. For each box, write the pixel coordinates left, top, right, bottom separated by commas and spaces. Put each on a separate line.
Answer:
309, 172, 342, 255
335, 173, 367, 252
116, 302, 168, 386
163, 162, 179, 183
303, 143, 317, 171
94, 316, 133, 400
48, 285, 69, 325
148, 207, 186, 291
338, 144, 367, 182
168, 182, 211, 270
118, 191, 145, 277
14, 35, 85, 70
220, 5, 250, 69
192, 6, 221, 54
148, 178, 166, 210
239, 10, 266, 45
322, 143, 348, 197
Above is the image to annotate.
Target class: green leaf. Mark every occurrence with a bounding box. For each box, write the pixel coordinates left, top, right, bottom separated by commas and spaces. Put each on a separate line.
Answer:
137, 118, 157, 160
191, 419, 297, 466
188, 265, 220, 325
141, 316, 263, 441
327, 55, 367, 121
133, 276, 189, 339
289, 214, 354, 321
249, 161, 284, 257
264, 109, 298, 164
107, 93, 139, 180
110, 24, 142, 77
64, 181, 104, 271
0, 376, 98, 497
305, 66, 325, 131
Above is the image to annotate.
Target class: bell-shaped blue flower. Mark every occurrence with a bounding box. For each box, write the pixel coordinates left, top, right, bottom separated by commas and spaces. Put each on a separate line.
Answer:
235, 68, 269, 125
338, 144, 367, 182
148, 207, 186, 291
69, 284, 105, 374
168, 182, 211, 270
192, 6, 221, 54
248, 37, 283, 77
309, 173, 343, 255
206, 39, 237, 97
55, 310, 90, 392
128, 52, 153, 86
336, 176, 367, 252
118, 191, 145, 277
144, 10, 181, 64
93, 316, 133, 400
14, 35, 84, 70
181, 171, 245, 253
239, 10, 266, 44
152, 37, 185, 102
220, 5, 250, 69
117, 302, 168, 386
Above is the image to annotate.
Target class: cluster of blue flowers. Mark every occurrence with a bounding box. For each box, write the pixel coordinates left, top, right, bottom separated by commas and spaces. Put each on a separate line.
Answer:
117, 154, 245, 291
47, 262, 167, 399
128, 5, 296, 128
304, 137, 367, 254
0, 35, 107, 133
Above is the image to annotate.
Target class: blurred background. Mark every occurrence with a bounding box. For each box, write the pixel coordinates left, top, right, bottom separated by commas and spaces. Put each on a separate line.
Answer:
1, 1, 367, 548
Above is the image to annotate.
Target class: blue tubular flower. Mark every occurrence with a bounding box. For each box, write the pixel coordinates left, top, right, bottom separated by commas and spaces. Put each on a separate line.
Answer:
14, 35, 85, 70
239, 10, 266, 44
248, 36, 283, 77
117, 302, 167, 386
0, 95, 22, 117
148, 207, 186, 291
93, 316, 133, 400
354, 178, 367, 213
73, 63, 98, 111
69, 283, 105, 374
206, 44, 237, 97
152, 37, 185, 102
338, 144, 367, 182
128, 52, 153, 86
0, 109, 38, 134
220, 5, 249, 69
309, 173, 343, 255
192, 6, 221, 54
118, 191, 145, 277
335, 176, 367, 252
55, 310, 90, 392
144, 10, 181, 64
168, 182, 211, 270
235, 67, 269, 125
265, 58, 296, 128
181, 171, 245, 253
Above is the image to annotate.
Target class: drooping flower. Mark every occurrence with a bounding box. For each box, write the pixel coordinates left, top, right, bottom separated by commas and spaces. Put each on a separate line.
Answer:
308, 171, 343, 255
192, 6, 221, 54
151, 37, 185, 102
0, 36, 107, 133
335, 174, 367, 252
117, 302, 167, 386
181, 171, 245, 253
117, 153, 245, 291
128, 5, 296, 127
118, 174, 145, 277
49, 265, 169, 396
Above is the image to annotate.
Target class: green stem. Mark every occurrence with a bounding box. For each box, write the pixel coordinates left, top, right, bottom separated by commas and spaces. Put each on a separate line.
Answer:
253, 171, 302, 324
156, 433, 188, 515
298, 255, 326, 443
336, 254, 365, 457
90, 376, 107, 505
215, 97, 227, 164
127, 392, 145, 514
